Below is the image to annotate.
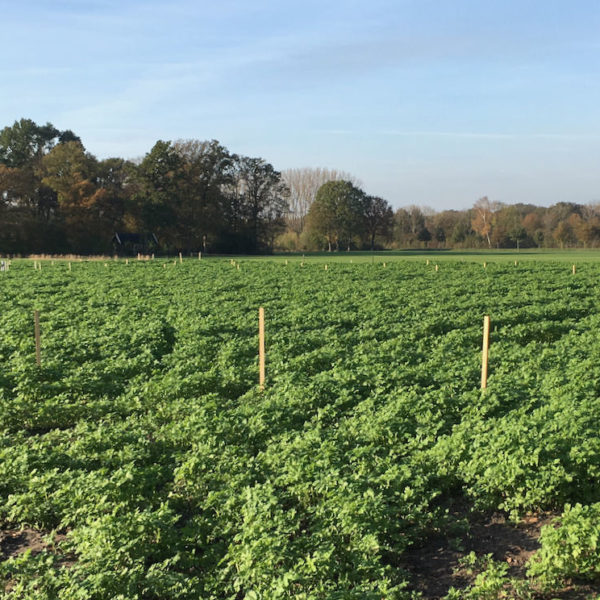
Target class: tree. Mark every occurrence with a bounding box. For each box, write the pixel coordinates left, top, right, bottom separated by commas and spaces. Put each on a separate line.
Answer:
173, 139, 234, 252
362, 195, 393, 250
306, 180, 365, 251
281, 167, 359, 233
224, 156, 289, 252
553, 221, 575, 249
394, 206, 426, 247
471, 197, 501, 247
39, 141, 116, 252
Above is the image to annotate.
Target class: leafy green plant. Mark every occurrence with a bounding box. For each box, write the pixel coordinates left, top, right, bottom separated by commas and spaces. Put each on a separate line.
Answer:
528, 503, 600, 585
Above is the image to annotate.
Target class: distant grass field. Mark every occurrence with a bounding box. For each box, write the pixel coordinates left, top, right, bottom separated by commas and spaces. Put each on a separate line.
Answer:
235, 248, 600, 263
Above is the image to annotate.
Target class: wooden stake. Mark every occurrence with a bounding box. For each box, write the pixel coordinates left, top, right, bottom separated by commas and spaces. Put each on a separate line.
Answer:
572, 264, 576, 275
68, 262, 71, 272
435, 264, 439, 272
34, 310, 41, 367
481, 315, 490, 390
259, 307, 265, 390
426, 259, 430, 265
483, 262, 487, 268
198, 252, 202, 260
325, 264, 328, 270
179, 252, 183, 264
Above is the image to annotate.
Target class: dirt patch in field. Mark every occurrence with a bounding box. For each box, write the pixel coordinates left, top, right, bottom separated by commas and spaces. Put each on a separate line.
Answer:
403, 511, 556, 598
1, 528, 73, 592
0, 528, 68, 560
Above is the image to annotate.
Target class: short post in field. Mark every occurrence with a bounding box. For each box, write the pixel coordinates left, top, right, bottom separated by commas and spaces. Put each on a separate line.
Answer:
325, 264, 328, 270
68, 262, 71, 272
179, 252, 183, 264
481, 315, 491, 390
258, 307, 265, 390
435, 264, 439, 272
483, 262, 487, 268
34, 310, 41, 367
572, 264, 576, 275
198, 252, 202, 260
426, 259, 430, 265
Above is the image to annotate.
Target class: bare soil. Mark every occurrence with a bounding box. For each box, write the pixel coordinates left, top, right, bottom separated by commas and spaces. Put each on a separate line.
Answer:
403, 511, 600, 599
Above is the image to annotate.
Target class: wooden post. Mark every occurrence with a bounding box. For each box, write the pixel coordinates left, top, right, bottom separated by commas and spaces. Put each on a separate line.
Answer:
68, 262, 71, 272
383, 262, 387, 268
426, 259, 430, 265
572, 264, 576, 275
259, 307, 265, 390
179, 252, 183, 264
324, 264, 328, 270
481, 315, 490, 390
198, 252, 202, 260
483, 262, 487, 268
435, 264, 439, 272
34, 310, 41, 367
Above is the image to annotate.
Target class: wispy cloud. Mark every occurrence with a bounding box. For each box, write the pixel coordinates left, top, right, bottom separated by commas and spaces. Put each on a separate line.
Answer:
316, 130, 600, 140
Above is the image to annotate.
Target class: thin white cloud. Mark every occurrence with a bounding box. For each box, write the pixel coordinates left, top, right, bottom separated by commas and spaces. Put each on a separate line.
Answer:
316, 129, 600, 140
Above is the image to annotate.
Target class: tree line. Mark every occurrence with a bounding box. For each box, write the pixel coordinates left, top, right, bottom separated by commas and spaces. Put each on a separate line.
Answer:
1, 118, 599, 255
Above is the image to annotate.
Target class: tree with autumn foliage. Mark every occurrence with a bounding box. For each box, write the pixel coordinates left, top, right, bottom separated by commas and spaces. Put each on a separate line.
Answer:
471, 197, 501, 247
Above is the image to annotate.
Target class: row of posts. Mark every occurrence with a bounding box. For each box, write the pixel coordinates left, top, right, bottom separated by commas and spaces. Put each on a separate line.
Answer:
30, 308, 492, 392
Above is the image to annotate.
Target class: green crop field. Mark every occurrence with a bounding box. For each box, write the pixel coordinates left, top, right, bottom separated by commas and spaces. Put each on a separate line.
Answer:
1, 256, 600, 599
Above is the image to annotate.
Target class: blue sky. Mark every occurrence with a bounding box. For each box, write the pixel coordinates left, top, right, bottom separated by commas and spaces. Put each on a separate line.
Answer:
2, 0, 599, 209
